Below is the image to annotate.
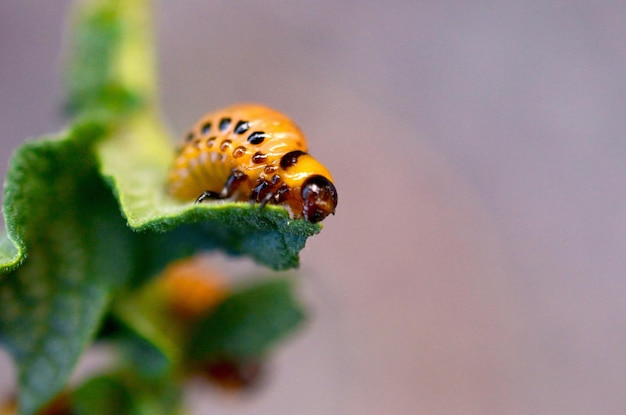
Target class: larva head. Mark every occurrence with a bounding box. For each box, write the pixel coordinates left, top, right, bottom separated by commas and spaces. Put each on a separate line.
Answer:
279, 151, 337, 223
300, 175, 338, 223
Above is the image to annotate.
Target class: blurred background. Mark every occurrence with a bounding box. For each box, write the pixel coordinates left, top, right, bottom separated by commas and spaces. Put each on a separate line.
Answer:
2, 1, 626, 414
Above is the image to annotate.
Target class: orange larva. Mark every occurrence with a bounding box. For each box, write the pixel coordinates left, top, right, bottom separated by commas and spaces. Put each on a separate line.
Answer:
160, 258, 229, 319
168, 104, 337, 223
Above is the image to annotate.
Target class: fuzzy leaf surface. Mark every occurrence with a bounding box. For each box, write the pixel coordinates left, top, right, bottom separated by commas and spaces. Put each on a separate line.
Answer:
0, 126, 133, 415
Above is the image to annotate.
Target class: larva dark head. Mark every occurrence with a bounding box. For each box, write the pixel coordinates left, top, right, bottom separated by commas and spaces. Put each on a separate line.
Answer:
300, 175, 338, 223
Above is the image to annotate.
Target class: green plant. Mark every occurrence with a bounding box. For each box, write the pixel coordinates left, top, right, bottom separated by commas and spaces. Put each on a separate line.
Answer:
0, 1, 324, 414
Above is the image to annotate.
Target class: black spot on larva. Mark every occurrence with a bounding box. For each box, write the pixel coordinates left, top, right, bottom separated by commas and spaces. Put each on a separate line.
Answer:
206, 137, 216, 148
219, 117, 232, 131
264, 165, 277, 174
220, 140, 232, 151
280, 150, 307, 169
185, 132, 194, 142
252, 152, 267, 164
201, 122, 212, 135
247, 131, 267, 145
234, 120, 250, 135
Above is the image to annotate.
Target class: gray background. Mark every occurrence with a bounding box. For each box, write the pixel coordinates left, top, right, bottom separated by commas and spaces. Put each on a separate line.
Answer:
2, 1, 626, 414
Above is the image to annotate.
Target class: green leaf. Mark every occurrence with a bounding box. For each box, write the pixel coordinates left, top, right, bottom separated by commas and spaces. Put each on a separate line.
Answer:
0, 127, 135, 415
0, 123, 203, 414
71, 376, 133, 415
189, 278, 307, 361
65, 0, 147, 118
71, 373, 182, 415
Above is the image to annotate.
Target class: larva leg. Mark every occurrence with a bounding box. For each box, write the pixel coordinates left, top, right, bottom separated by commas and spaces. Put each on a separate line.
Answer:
195, 169, 247, 203
250, 180, 277, 210
250, 180, 270, 203
219, 169, 247, 198
195, 191, 221, 203
259, 191, 275, 209
274, 184, 290, 203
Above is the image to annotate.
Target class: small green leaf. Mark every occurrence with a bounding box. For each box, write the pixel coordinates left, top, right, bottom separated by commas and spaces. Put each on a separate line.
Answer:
65, 0, 147, 118
189, 278, 307, 361
71, 373, 182, 415
71, 376, 133, 415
